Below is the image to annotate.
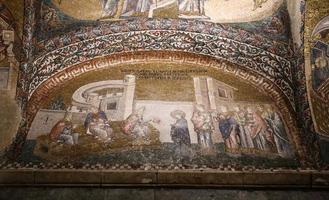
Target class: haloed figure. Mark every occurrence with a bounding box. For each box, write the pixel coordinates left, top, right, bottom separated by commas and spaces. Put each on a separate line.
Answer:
170, 110, 192, 158
247, 106, 275, 152
217, 112, 240, 150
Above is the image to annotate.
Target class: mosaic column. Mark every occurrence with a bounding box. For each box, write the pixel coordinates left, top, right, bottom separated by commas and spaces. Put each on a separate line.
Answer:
206, 77, 217, 110
123, 75, 136, 119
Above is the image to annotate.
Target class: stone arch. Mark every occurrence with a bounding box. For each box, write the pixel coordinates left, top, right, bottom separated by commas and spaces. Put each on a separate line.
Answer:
24, 51, 306, 163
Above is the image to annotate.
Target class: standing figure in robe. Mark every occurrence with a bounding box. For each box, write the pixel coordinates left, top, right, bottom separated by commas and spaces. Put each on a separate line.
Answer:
233, 106, 254, 149
247, 107, 275, 152
179, 0, 205, 15
264, 106, 293, 157
101, 0, 126, 19
171, 110, 191, 146
136, 0, 153, 13
84, 104, 113, 142
217, 112, 240, 150
191, 104, 214, 153
170, 110, 192, 159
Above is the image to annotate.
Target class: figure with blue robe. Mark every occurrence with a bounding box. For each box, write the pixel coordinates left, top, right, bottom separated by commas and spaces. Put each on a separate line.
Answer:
217, 113, 240, 150
170, 110, 192, 159
171, 111, 191, 146
84, 106, 113, 142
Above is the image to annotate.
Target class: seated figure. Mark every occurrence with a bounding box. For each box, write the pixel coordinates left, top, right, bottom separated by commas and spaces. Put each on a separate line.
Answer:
122, 107, 149, 138
49, 112, 79, 145
84, 105, 113, 142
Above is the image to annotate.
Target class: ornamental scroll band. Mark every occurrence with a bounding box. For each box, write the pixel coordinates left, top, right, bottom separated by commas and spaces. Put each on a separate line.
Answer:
25, 51, 306, 164
35, 19, 290, 58
29, 30, 295, 108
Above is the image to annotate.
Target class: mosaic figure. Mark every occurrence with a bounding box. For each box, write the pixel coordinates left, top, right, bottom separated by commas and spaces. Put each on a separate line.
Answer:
136, 0, 153, 13
122, 106, 150, 138
247, 107, 275, 152
49, 112, 79, 145
264, 107, 293, 157
191, 104, 214, 152
233, 106, 254, 149
170, 110, 192, 158
170, 110, 191, 146
217, 112, 240, 150
312, 42, 329, 90
101, 0, 126, 18
179, 0, 205, 15
84, 103, 113, 142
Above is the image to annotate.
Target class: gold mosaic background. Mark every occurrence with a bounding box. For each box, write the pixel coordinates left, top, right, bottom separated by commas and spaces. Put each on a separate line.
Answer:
3, 0, 24, 37
305, 0, 329, 136
42, 63, 272, 109
304, 0, 329, 56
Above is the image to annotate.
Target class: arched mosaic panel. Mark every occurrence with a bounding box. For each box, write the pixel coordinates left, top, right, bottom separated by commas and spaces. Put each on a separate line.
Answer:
20, 52, 303, 168
6, 0, 317, 169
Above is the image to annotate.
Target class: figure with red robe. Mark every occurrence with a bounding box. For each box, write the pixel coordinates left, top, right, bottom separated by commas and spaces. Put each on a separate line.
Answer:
49, 112, 79, 145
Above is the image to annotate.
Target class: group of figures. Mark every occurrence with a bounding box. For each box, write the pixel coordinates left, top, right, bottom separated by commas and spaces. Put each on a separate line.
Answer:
49, 104, 112, 145
98, 0, 207, 18
48, 101, 292, 158
215, 105, 292, 157
49, 103, 159, 146
170, 104, 293, 157
96, 0, 268, 19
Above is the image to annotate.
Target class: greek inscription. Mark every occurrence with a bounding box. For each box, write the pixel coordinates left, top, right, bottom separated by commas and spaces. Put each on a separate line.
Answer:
120, 69, 208, 80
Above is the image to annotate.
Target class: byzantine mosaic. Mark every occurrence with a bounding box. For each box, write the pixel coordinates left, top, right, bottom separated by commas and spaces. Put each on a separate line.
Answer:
0, 0, 324, 173
305, 0, 329, 139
